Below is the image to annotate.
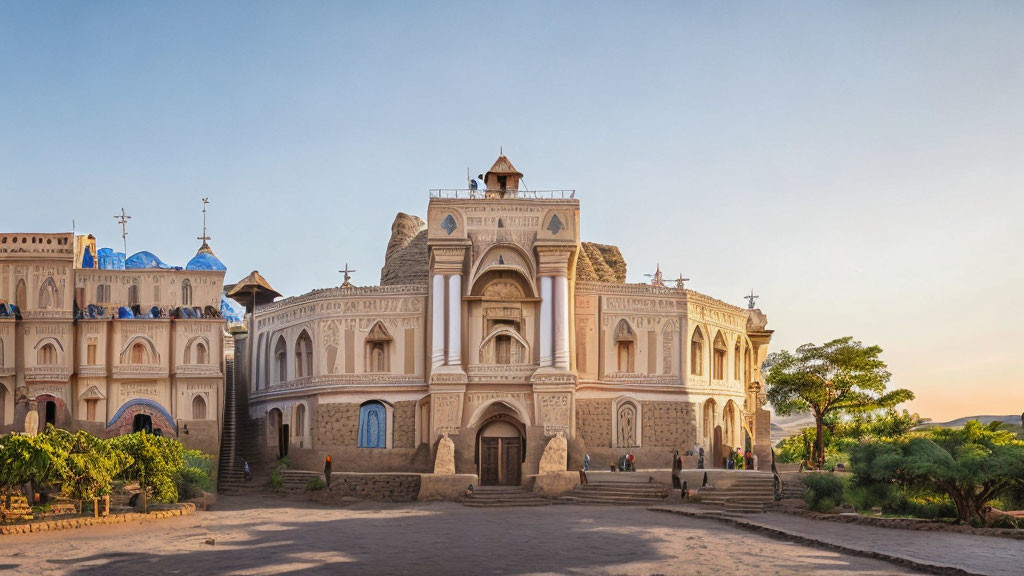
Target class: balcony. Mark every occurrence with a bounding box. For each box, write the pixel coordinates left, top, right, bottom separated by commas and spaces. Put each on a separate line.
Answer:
429, 189, 576, 200
175, 364, 222, 377
25, 366, 72, 382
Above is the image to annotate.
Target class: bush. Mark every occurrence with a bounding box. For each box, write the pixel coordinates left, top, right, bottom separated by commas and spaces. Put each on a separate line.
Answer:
306, 477, 326, 491
176, 450, 215, 500
801, 473, 846, 513
270, 470, 283, 490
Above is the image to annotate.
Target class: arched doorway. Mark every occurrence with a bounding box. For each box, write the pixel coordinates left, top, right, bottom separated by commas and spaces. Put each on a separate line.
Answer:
476, 414, 525, 486
269, 408, 288, 459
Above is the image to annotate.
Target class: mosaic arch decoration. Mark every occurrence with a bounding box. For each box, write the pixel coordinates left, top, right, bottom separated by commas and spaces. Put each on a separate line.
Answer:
441, 214, 457, 235
107, 398, 176, 435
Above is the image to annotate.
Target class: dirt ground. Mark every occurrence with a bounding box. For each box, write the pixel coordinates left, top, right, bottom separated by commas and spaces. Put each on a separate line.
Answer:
0, 494, 922, 575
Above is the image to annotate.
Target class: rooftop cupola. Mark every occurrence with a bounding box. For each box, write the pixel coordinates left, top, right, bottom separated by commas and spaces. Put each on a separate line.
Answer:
484, 155, 523, 199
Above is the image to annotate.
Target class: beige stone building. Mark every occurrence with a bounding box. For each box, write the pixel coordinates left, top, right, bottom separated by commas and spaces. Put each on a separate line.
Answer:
0, 231, 228, 457
237, 156, 773, 484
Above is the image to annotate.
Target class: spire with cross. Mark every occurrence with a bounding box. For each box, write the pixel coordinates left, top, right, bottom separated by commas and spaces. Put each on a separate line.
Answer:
339, 263, 357, 287
744, 289, 759, 310
114, 208, 131, 257
197, 197, 211, 249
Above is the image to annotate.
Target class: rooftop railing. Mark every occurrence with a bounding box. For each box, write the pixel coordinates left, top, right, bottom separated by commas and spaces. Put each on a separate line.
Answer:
429, 189, 576, 199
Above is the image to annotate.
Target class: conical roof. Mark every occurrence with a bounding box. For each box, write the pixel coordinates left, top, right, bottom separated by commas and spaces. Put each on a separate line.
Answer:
226, 270, 282, 311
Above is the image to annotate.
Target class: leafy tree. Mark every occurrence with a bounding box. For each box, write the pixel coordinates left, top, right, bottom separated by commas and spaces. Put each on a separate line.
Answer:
108, 431, 185, 507
46, 428, 132, 511
0, 430, 66, 506
765, 337, 913, 468
850, 421, 1024, 525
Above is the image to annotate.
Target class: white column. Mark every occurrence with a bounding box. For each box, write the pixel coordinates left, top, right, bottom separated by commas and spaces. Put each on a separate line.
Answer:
539, 276, 553, 367
431, 274, 445, 368
554, 275, 570, 369
447, 274, 461, 366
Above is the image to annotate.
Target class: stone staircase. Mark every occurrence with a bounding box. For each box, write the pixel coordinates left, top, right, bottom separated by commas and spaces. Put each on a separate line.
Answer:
562, 475, 669, 505
779, 473, 805, 502
277, 470, 323, 493
460, 486, 553, 507
698, 472, 775, 513
217, 351, 269, 494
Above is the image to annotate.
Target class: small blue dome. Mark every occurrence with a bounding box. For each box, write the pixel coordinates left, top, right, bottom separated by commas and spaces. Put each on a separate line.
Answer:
186, 251, 226, 271
126, 251, 172, 269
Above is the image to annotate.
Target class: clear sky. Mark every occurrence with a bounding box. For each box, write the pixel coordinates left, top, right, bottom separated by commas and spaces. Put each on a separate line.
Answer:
2, 2, 1021, 421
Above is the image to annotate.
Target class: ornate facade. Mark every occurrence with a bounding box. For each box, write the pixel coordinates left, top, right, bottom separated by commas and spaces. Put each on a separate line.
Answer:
0, 232, 228, 457
239, 156, 772, 483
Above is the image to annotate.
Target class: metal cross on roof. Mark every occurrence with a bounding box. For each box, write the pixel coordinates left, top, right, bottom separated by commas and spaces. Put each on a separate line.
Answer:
339, 263, 356, 287
114, 208, 131, 257
671, 274, 690, 290
745, 289, 759, 310
197, 197, 211, 246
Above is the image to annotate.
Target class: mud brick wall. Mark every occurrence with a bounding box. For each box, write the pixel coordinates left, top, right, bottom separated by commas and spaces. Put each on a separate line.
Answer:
393, 401, 416, 449
313, 403, 360, 447
641, 401, 697, 447
575, 399, 612, 448
332, 473, 422, 502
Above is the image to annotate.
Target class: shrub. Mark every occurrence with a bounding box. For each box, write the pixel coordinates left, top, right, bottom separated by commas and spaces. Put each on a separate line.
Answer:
176, 450, 215, 500
802, 473, 846, 513
270, 470, 283, 490
306, 477, 326, 491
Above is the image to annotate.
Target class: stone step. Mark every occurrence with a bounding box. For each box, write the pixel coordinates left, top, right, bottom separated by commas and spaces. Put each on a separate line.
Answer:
561, 495, 668, 505
574, 488, 667, 498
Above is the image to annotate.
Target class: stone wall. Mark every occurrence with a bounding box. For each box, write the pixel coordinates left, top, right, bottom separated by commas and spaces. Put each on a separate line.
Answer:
329, 473, 421, 502
312, 403, 359, 447
575, 399, 612, 448
393, 401, 416, 449
641, 401, 697, 447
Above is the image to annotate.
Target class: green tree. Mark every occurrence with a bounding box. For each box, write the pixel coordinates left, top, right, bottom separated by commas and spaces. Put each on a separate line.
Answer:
850, 421, 1024, 525
765, 337, 913, 468
108, 431, 185, 508
46, 428, 132, 511
0, 430, 66, 506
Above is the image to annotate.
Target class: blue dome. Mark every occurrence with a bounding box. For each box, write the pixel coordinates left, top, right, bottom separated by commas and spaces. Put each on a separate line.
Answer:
186, 251, 226, 271
126, 251, 172, 270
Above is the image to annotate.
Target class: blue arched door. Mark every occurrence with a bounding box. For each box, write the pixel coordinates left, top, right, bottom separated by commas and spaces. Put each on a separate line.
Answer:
359, 402, 386, 448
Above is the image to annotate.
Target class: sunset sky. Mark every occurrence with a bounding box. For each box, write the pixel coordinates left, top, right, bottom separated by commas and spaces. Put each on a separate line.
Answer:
2, 2, 1021, 421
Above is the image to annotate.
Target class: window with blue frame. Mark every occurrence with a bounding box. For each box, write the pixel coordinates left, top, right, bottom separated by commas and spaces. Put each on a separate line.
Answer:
359, 402, 387, 449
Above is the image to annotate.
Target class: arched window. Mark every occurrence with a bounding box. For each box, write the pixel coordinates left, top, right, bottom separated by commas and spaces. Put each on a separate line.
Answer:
274, 337, 287, 383
131, 342, 149, 364
37, 343, 57, 365
254, 334, 265, 390
192, 395, 207, 420
295, 331, 313, 378
616, 401, 638, 448
713, 332, 727, 380
38, 277, 58, 309
359, 401, 387, 449
615, 320, 635, 372
268, 408, 283, 447
365, 322, 392, 373
181, 279, 192, 306
294, 404, 305, 437
96, 284, 110, 303
15, 279, 27, 310
0, 384, 7, 426
734, 342, 741, 380
690, 328, 704, 376
128, 283, 140, 307
196, 342, 209, 364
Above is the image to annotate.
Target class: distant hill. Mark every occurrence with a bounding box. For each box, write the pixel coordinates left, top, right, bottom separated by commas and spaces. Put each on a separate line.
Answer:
923, 415, 1021, 428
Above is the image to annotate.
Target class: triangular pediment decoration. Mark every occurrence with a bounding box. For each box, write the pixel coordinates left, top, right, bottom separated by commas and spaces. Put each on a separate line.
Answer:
367, 321, 393, 342
79, 385, 106, 400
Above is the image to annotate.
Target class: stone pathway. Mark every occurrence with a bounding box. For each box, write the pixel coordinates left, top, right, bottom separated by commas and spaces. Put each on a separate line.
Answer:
0, 494, 922, 575
650, 505, 1019, 576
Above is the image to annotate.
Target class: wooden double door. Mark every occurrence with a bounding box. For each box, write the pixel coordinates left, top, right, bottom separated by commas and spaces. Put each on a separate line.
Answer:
480, 437, 522, 486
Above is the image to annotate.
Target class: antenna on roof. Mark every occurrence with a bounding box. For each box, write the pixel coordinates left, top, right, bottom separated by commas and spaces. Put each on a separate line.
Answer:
198, 197, 211, 248
114, 208, 131, 257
